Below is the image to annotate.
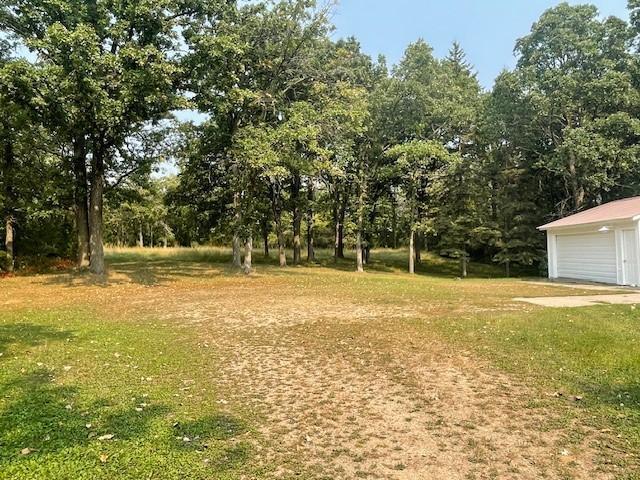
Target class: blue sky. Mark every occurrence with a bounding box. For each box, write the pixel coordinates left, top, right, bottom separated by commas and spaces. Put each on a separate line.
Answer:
331, 0, 630, 89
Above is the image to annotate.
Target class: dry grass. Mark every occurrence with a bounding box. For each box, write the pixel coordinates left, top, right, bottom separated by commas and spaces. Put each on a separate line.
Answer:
1, 247, 637, 479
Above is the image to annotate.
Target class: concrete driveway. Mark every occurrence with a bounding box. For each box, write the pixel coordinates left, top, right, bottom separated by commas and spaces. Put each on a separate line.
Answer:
515, 293, 640, 308
516, 280, 640, 307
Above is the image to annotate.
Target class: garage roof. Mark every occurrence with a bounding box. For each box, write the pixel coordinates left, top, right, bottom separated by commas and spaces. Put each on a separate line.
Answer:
538, 196, 640, 230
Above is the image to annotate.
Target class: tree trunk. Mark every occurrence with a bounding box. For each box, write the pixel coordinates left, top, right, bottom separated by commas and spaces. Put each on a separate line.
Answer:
232, 188, 242, 269
138, 224, 143, 247
292, 174, 302, 264
271, 181, 286, 267
89, 146, 105, 275
392, 196, 398, 249
356, 168, 366, 273
72, 134, 90, 268
243, 235, 253, 274
460, 256, 468, 278
232, 233, 241, 268
4, 214, 14, 272
489, 179, 498, 222
306, 183, 315, 262
568, 151, 585, 211
3, 138, 15, 272
356, 231, 364, 272
333, 185, 347, 260
262, 220, 270, 258
276, 214, 286, 267
150, 224, 154, 248
337, 198, 346, 258
409, 228, 415, 274
332, 198, 339, 262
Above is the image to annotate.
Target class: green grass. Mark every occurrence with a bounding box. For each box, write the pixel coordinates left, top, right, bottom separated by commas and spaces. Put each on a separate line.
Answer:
1, 247, 639, 477
105, 245, 533, 279
0, 308, 255, 480
424, 304, 640, 454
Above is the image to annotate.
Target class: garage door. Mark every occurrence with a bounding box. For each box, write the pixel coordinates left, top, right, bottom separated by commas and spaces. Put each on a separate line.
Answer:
556, 232, 618, 284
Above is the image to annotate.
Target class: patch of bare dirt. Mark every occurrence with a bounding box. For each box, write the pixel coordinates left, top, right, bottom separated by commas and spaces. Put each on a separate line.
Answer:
208, 322, 613, 480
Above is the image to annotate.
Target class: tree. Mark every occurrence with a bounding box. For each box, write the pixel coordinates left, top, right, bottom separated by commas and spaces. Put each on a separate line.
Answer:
1, 0, 221, 273
183, 0, 333, 270
386, 141, 450, 274
0, 56, 45, 271
514, 3, 639, 214
105, 177, 175, 248
474, 71, 545, 275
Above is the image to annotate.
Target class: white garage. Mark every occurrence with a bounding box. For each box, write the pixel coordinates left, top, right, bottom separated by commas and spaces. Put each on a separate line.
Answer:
539, 197, 640, 286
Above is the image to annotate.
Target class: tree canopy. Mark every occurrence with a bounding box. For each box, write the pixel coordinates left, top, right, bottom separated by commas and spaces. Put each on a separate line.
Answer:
2, 0, 640, 277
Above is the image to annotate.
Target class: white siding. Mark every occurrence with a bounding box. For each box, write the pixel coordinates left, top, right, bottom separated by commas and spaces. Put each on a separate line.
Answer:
622, 229, 640, 286
556, 232, 617, 284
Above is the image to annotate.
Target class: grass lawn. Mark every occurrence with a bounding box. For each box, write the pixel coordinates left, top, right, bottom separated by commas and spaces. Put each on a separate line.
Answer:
1, 247, 639, 479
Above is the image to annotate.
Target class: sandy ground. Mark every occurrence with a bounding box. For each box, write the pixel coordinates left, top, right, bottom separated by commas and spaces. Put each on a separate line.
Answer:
1, 264, 628, 479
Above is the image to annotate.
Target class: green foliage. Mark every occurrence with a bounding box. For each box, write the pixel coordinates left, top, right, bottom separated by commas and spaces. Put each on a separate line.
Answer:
514, 2, 640, 212
3, 0, 640, 276
105, 177, 175, 247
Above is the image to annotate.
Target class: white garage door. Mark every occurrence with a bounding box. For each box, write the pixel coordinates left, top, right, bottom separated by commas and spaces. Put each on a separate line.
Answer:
556, 232, 617, 284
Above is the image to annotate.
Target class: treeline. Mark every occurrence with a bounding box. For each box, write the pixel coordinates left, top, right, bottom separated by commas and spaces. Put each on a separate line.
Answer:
2, 1, 640, 275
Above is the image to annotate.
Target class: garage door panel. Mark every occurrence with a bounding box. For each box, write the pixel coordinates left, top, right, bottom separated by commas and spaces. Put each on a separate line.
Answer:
556, 233, 617, 284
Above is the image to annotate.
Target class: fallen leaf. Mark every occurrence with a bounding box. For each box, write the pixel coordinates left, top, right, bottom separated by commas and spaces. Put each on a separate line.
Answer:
97, 434, 114, 441
99, 454, 108, 463
20, 448, 32, 455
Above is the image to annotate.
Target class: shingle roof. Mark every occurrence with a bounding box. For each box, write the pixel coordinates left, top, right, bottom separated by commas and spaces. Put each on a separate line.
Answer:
538, 196, 640, 230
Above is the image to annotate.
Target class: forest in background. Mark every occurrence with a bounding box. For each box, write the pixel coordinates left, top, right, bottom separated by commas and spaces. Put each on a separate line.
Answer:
2, 0, 640, 276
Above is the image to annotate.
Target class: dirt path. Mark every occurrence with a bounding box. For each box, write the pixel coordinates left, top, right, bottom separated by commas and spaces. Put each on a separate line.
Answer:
1, 268, 621, 479
215, 324, 605, 479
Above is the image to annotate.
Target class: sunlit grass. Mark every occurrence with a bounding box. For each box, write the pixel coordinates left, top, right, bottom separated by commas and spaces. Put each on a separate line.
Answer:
105, 245, 531, 279
1, 247, 639, 477
0, 309, 254, 480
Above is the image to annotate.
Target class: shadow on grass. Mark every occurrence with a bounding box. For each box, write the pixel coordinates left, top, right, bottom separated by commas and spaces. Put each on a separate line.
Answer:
576, 381, 640, 419
37, 260, 225, 288
0, 323, 249, 471
0, 323, 72, 355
